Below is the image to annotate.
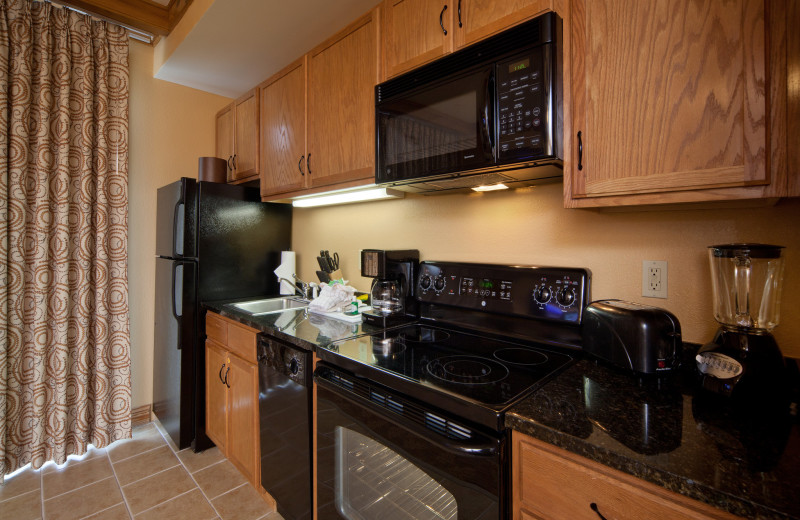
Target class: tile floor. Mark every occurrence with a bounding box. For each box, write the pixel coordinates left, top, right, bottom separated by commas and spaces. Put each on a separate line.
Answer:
0, 422, 285, 520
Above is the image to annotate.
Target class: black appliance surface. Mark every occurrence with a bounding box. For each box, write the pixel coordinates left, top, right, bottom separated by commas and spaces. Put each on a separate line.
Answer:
316, 366, 501, 520
315, 261, 589, 520
258, 335, 312, 520
153, 177, 291, 451
375, 12, 563, 193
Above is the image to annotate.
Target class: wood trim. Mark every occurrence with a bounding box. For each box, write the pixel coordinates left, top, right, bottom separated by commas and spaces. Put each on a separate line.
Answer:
131, 404, 152, 426
783, 0, 799, 196
56, 0, 172, 36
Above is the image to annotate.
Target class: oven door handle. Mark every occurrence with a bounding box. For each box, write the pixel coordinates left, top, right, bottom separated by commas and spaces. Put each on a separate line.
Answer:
316, 375, 499, 457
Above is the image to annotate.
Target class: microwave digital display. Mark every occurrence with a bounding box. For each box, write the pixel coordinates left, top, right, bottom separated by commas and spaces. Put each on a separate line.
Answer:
508, 59, 529, 73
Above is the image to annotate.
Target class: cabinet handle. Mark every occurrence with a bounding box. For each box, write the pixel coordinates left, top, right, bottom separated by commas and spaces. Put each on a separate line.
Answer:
232, 154, 237, 171
577, 131, 583, 171
457, 0, 462, 27
226, 156, 233, 171
590, 503, 609, 520
218, 363, 226, 383
306, 153, 312, 175
440, 5, 448, 35
298, 155, 305, 176
223, 366, 230, 388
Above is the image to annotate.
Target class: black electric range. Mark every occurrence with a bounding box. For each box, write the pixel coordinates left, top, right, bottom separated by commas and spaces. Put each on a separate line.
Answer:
314, 262, 590, 520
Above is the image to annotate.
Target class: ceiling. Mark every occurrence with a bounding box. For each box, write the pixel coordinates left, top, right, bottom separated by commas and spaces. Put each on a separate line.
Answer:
153, 0, 382, 99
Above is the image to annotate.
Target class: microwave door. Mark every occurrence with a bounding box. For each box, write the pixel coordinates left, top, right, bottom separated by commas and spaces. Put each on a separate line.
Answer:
377, 66, 495, 183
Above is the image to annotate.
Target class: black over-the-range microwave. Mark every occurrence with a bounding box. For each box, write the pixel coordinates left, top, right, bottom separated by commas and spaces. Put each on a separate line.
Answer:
375, 12, 562, 193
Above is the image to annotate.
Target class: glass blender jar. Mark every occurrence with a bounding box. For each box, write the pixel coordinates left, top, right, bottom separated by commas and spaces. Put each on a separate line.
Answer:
696, 244, 787, 397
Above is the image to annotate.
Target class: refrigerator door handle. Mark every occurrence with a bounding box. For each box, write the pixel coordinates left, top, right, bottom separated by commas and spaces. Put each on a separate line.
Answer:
173, 196, 185, 258
172, 262, 185, 323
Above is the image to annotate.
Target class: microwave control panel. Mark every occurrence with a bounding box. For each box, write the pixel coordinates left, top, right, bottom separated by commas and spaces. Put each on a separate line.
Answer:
497, 46, 553, 161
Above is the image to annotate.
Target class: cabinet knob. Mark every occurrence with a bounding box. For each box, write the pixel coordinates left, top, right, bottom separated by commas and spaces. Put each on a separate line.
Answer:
298, 155, 305, 176
440, 5, 448, 35
232, 154, 237, 171
590, 503, 609, 520
577, 131, 584, 171
457, 0, 462, 27
218, 363, 226, 384
306, 153, 312, 175
223, 366, 230, 388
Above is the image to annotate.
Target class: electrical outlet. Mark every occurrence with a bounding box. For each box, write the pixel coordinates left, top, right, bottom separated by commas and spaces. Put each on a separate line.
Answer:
642, 260, 668, 298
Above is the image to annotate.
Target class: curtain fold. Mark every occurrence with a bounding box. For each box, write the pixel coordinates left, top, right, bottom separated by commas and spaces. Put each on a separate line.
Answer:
0, 0, 130, 478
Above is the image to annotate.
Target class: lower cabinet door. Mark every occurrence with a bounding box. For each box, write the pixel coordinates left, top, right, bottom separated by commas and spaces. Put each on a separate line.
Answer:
226, 355, 259, 484
205, 341, 228, 452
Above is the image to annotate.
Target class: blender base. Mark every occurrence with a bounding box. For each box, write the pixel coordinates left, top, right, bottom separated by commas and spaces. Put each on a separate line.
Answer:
696, 328, 788, 399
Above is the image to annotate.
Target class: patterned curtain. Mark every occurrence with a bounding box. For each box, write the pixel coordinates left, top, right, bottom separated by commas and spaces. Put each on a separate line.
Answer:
0, 0, 130, 478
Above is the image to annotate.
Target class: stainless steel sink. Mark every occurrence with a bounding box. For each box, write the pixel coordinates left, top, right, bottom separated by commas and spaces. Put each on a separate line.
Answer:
229, 297, 309, 315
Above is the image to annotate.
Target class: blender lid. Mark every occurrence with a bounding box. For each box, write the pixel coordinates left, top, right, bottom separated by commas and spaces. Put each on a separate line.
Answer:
709, 243, 784, 258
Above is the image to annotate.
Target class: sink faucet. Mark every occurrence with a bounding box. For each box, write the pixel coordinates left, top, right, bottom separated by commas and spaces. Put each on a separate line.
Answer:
278, 275, 312, 300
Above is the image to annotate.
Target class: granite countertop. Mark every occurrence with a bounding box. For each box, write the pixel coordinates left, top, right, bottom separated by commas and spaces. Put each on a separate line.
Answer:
204, 298, 799, 519
507, 354, 800, 520
203, 297, 380, 351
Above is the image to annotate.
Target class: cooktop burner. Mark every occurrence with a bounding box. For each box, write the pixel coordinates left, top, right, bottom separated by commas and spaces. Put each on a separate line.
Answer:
324, 324, 573, 411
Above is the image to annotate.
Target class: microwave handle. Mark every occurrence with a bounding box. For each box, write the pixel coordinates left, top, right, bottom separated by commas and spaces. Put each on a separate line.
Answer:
481, 69, 496, 156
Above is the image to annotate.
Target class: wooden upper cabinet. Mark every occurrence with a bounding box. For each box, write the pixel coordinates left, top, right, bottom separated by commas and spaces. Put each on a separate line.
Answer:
215, 89, 260, 183
565, 0, 789, 207
307, 9, 379, 189
215, 104, 234, 178
260, 58, 308, 197
382, 0, 453, 79
455, 0, 553, 49
232, 89, 260, 181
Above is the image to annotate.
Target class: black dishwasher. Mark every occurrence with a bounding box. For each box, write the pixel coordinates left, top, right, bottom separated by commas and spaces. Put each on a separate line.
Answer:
257, 334, 312, 520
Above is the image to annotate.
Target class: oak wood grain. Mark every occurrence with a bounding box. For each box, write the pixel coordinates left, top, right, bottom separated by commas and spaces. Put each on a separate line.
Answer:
260, 58, 308, 197
787, 0, 800, 196
512, 431, 742, 520
307, 9, 379, 189
215, 104, 234, 181
455, 0, 552, 49
226, 354, 259, 485
204, 340, 227, 453
382, 0, 453, 80
232, 88, 260, 181
568, 0, 768, 201
226, 321, 258, 364
205, 312, 228, 345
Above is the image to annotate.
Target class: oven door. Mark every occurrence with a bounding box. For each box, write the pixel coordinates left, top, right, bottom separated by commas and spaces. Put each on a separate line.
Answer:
376, 65, 496, 184
316, 364, 503, 520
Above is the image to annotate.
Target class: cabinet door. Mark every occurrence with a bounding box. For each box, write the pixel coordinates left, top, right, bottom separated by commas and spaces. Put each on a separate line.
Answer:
382, 0, 453, 80
205, 341, 228, 452
226, 355, 259, 485
231, 89, 260, 181
215, 104, 234, 181
455, 0, 552, 49
307, 10, 379, 188
260, 59, 308, 197
568, 0, 769, 204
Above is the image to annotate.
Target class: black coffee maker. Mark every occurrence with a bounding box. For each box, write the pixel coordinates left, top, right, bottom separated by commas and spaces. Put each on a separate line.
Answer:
360, 249, 419, 328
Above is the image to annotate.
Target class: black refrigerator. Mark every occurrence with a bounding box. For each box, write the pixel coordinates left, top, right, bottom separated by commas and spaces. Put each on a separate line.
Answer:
153, 178, 291, 451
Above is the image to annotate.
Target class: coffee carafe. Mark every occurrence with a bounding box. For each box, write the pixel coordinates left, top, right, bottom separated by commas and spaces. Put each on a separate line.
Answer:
360, 249, 419, 328
696, 244, 788, 398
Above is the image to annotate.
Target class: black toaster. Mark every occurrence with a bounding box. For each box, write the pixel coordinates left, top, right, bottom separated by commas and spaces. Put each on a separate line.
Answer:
581, 300, 682, 375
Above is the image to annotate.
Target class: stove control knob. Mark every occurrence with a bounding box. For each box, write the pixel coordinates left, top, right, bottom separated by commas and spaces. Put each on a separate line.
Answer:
533, 286, 552, 304
420, 275, 432, 291
433, 276, 446, 292
556, 287, 576, 307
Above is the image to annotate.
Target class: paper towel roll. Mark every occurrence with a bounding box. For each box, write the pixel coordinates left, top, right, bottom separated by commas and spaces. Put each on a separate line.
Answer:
273, 251, 297, 295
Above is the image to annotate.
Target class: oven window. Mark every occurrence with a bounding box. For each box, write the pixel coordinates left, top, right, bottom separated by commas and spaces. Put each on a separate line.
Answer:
335, 427, 457, 520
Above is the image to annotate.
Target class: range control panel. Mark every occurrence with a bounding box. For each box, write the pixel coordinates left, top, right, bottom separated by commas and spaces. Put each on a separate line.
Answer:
417, 262, 590, 324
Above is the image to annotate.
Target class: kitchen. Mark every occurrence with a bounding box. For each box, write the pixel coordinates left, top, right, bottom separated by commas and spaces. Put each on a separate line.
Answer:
3, 0, 797, 518
144, 0, 800, 519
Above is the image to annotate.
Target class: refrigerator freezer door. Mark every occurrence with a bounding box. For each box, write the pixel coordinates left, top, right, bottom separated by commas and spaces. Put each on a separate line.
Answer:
156, 178, 198, 259
153, 257, 198, 450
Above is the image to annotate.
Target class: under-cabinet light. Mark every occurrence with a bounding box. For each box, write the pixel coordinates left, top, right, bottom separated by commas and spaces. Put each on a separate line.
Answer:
292, 187, 404, 208
471, 184, 509, 192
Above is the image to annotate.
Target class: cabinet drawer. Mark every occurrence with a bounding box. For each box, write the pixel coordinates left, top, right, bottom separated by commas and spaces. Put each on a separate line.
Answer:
514, 432, 739, 520
206, 312, 228, 344
226, 322, 257, 363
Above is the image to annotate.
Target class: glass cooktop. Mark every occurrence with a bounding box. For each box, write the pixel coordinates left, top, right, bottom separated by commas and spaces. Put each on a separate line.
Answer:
321, 324, 573, 417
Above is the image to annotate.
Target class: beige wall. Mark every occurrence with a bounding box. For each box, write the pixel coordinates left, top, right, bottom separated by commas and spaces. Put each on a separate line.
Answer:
291, 184, 800, 358
128, 40, 231, 408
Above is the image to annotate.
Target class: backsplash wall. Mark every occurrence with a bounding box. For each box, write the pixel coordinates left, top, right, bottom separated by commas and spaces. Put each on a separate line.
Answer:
290, 183, 800, 358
